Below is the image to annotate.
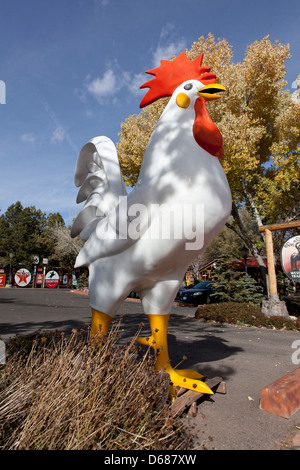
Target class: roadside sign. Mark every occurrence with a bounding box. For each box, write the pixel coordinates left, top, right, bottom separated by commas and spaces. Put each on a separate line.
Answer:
0, 274, 6, 287
36, 273, 43, 285
15, 268, 31, 287
45, 270, 59, 288
281, 235, 300, 282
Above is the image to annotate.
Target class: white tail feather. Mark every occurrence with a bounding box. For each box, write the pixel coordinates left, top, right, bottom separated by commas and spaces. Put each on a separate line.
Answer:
71, 136, 126, 240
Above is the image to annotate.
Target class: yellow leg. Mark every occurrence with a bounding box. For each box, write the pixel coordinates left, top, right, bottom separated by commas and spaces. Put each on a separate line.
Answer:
136, 314, 213, 396
91, 308, 113, 337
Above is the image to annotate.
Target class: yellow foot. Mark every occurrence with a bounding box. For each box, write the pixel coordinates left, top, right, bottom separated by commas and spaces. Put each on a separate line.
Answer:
135, 335, 210, 394
135, 335, 155, 347
91, 309, 113, 338
168, 368, 213, 395
176, 369, 204, 380
136, 315, 212, 398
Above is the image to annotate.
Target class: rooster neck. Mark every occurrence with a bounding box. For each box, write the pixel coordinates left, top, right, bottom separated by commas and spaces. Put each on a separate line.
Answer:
148, 95, 223, 160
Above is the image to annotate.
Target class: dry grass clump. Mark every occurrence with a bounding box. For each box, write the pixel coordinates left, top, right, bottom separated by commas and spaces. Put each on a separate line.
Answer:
0, 322, 188, 450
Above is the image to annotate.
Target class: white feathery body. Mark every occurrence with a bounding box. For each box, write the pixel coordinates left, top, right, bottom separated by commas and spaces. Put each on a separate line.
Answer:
71, 80, 231, 316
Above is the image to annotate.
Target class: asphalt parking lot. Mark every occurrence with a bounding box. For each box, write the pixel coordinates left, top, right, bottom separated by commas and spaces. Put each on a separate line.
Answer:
0, 287, 299, 450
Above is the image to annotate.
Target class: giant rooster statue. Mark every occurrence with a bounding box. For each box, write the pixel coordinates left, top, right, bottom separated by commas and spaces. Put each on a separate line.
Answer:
71, 52, 232, 395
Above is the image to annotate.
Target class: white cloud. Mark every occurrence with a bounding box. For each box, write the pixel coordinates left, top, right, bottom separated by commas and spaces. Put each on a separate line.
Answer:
51, 125, 78, 153
44, 102, 78, 152
52, 126, 66, 143
93, 0, 110, 7
151, 38, 187, 68
84, 109, 94, 118
160, 22, 175, 40
21, 133, 36, 143
151, 23, 187, 67
130, 73, 146, 96
85, 66, 144, 104
83, 31, 187, 107
85, 69, 117, 103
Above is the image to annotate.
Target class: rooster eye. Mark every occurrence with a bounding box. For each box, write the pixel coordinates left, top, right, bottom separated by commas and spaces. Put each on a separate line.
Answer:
184, 83, 193, 90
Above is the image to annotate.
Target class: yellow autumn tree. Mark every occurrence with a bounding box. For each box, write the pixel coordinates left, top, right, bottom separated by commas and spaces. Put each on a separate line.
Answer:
117, 34, 300, 285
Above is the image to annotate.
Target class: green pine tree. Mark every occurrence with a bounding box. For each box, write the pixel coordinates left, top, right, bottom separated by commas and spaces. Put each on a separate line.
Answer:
211, 255, 264, 305
233, 273, 264, 305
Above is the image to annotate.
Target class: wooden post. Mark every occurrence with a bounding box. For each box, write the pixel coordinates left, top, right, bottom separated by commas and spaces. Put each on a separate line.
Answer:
258, 220, 299, 316
259, 220, 300, 300
264, 229, 277, 296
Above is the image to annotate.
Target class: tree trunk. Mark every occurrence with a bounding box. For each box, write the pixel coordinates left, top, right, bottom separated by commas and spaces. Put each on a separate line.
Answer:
226, 202, 268, 293
242, 185, 265, 242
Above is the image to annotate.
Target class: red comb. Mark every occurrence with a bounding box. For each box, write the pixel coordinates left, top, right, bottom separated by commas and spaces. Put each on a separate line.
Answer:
140, 52, 216, 108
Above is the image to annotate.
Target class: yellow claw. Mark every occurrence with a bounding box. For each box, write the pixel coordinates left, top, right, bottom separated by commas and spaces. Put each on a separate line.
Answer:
136, 313, 213, 396
176, 369, 204, 380
168, 369, 213, 395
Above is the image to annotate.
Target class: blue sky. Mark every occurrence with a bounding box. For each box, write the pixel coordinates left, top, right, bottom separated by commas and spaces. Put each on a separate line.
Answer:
0, 0, 299, 226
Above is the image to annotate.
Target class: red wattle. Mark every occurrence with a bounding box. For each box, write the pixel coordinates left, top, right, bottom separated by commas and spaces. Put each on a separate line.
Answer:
193, 97, 223, 159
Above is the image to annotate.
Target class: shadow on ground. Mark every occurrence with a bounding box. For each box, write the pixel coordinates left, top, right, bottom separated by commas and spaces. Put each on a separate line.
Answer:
117, 307, 243, 382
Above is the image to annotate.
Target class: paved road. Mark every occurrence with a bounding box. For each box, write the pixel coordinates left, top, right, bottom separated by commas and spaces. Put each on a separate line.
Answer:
0, 287, 299, 450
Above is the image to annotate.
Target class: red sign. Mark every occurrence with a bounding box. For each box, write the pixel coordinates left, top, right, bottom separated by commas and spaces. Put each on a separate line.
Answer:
0, 274, 6, 287
15, 269, 31, 287
281, 235, 300, 282
36, 273, 43, 285
45, 270, 59, 288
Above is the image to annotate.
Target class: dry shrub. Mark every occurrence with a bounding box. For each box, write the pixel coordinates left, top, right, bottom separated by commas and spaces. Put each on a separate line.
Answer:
0, 322, 188, 450
195, 302, 300, 331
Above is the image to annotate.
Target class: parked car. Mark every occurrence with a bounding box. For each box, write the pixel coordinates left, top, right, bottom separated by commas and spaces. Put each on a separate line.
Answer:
128, 291, 139, 298
177, 281, 215, 305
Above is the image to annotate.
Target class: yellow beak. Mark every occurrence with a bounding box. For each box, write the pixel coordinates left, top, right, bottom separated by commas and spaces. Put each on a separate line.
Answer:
197, 84, 226, 101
